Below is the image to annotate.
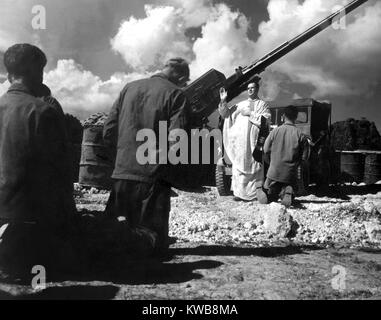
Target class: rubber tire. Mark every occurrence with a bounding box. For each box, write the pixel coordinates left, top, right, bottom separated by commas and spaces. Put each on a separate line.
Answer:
215, 166, 232, 196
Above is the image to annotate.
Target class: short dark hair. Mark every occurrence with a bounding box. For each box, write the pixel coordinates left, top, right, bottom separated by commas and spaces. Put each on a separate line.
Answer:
248, 76, 261, 88
3, 44, 47, 77
284, 105, 298, 121
164, 57, 190, 81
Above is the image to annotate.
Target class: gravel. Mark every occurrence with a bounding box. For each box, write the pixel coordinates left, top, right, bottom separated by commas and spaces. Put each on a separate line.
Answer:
74, 184, 381, 249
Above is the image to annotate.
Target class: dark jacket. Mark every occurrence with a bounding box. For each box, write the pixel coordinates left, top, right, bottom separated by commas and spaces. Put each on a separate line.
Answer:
0, 83, 76, 227
103, 73, 190, 183
264, 123, 307, 184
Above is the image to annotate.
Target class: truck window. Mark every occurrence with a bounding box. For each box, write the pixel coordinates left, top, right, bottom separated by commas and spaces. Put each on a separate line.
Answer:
277, 107, 309, 125
296, 111, 308, 124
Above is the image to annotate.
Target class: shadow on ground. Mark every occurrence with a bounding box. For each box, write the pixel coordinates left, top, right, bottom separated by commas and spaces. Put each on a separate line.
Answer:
0, 259, 223, 287
1, 258, 224, 299
169, 244, 323, 258
87, 259, 224, 285
1, 245, 323, 289
305, 184, 381, 201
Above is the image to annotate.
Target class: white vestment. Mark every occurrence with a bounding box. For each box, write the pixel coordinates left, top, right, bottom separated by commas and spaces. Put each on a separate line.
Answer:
222, 99, 270, 201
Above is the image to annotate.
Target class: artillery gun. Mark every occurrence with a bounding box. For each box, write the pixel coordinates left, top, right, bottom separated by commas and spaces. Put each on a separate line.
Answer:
184, 0, 368, 126
180, 0, 369, 194
78, 0, 374, 192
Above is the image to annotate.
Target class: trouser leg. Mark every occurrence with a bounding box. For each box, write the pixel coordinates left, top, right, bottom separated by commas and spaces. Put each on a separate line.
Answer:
140, 182, 171, 250
264, 178, 283, 203
280, 185, 294, 208
105, 179, 171, 253
0, 222, 62, 279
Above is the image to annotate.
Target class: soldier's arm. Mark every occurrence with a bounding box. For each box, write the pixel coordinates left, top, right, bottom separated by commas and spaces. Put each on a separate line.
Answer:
30, 105, 76, 226
35, 106, 68, 161
263, 129, 274, 154
300, 135, 310, 162
103, 91, 123, 148
168, 90, 190, 143
33, 105, 72, 191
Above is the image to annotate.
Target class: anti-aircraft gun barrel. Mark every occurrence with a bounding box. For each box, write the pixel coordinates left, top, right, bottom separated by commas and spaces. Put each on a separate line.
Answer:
184, 0, 368, 126
224, 0, 369, 101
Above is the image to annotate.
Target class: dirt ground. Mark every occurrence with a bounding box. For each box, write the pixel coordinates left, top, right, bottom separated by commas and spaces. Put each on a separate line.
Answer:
1, 184, 381, 300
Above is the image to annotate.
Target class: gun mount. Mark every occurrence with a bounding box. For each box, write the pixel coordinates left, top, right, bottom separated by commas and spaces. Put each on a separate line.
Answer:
184, 0, 368, 127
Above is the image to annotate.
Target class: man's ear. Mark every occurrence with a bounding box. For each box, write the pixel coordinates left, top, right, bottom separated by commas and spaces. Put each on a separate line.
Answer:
7, 74, 18, 83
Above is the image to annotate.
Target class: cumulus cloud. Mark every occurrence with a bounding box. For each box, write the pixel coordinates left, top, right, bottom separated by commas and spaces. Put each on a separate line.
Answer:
1, 0, 380, 120
0, 60, 151, 119
110, 2, 256, 82
111, 0, 380, 101
111, 5, 194, 71
190, 3, 255, 77
254, 0, 381, 97
44, 60, 151, 118
164, 0, 215, 28
0, 79, 9, 96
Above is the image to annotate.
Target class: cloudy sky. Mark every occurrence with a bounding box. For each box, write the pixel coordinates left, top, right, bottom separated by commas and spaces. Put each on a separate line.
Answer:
0, 0, 380, 128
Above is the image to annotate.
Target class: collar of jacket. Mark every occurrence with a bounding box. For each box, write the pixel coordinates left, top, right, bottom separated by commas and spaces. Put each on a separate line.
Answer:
7, 83, 33, 95
151, 73, 170, 81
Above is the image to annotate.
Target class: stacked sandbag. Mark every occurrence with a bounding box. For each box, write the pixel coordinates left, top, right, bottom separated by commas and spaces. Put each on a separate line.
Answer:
330, 119, 357, 151
82, 112, 109, 128
368, 122, 381, 150
331, 118, 381, 151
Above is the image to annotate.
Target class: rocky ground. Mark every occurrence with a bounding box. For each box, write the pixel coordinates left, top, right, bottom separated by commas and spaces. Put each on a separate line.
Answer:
1, 183, 381, 300
75, 183, 381, 248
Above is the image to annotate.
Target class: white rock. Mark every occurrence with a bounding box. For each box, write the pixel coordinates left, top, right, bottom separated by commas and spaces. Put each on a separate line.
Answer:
363, 202, 378, 214
351, 198, 363, 206
264, 203, 295, 238
244, 222, 254, 230
364, 221, 381, 243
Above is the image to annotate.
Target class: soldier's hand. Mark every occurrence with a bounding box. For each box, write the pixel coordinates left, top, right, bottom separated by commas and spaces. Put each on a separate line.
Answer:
219, 87, 228, 102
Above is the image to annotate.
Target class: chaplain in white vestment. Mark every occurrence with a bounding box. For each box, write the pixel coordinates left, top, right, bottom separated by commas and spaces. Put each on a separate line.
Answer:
218, 80, 271, 201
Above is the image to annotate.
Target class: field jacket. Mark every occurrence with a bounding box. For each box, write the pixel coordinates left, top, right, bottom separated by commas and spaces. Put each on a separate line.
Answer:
0, 83, 76, 228
103, 73, 190, 183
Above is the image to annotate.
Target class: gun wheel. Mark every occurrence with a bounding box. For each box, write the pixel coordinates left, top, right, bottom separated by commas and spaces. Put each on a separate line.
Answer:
215, 166, 232, 197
